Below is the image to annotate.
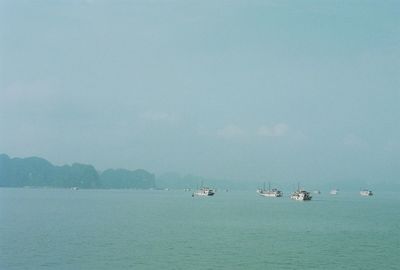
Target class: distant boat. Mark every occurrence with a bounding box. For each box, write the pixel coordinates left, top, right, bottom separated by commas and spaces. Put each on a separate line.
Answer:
313, 190, 321, 194
360, 189, 373, 196
71, 187, 79, 190
290, 184, 312, 201
193, 182, 215, 197
330, 189, 339, 195
257, 182, 283, 197
193, 187, 215, 197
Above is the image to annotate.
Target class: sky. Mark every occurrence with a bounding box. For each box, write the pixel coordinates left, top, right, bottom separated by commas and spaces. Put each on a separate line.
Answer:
1, 0, 399, 185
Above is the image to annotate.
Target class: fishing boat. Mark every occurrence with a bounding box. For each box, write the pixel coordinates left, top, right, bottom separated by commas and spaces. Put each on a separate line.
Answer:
360, 189, 373, 196
257, 182, 283, 197
290, 184, 312, 201
330, 189, 339, 195
193, 187, 215, 197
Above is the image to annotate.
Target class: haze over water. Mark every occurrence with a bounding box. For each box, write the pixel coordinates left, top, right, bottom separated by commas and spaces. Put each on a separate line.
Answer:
1, 1, 399, 186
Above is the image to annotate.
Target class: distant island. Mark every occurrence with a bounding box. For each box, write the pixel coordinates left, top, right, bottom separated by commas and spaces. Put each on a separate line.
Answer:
2, 153, 396, 192
0, 154, 155, 189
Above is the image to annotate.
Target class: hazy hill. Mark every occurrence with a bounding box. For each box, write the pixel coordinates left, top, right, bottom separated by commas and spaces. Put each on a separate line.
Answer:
0, 154, 154, 189
100, 168, 155, 189
1, 154, 397, 191
156, 172, 202, 189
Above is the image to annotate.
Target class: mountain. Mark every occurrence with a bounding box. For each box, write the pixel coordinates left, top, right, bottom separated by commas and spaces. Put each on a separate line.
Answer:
0, 154, 154, 189
100, 168, 155, 189
156, 172, 202, 189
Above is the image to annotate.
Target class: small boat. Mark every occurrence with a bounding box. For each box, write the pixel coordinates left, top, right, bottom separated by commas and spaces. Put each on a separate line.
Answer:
71, 187, 79, 190
313, 190, 321, 194
360, 189, 373, 196
290, 184, 312, 201
257, 182, 283, 197
193, 187, 215, 197
330, 189, 339, 195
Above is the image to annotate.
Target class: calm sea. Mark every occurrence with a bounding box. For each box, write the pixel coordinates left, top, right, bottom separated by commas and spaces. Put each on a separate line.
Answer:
1, 188, 399, 270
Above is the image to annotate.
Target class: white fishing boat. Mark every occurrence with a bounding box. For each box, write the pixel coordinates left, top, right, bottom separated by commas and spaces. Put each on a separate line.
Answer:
257, 182, 282, 197
290, 184, 312, 201
360, 189, 373, 196
193, 187, 215, 197
330, 189, 339, 195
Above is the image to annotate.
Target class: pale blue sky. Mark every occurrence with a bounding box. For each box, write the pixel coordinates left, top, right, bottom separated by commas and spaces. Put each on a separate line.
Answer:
1, 0, 399, 184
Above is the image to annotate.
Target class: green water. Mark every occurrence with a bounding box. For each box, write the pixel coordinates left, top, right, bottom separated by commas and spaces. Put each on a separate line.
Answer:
1, 188, 399, 269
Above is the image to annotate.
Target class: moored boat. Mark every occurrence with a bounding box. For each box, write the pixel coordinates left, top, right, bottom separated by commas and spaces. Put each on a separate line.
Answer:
360, 189, 373, 196
257, 182, 283, 197
193, 187, 215, 197
290, 184, 312, 201
330, 189, 339, 195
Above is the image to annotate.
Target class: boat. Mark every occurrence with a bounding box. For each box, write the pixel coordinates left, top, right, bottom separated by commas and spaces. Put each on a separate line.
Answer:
360, 189, 373, 196
330, 189, 339, 195
193, 187, 215, 197
313, 190, 321, 194
290, 184, 312, 201
257, 182, 282, 197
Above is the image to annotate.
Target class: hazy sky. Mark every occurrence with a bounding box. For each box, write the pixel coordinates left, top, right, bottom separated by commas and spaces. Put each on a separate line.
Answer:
1, 0, 399, 183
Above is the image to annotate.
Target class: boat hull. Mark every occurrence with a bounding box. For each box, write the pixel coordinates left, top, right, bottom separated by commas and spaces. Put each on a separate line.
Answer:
257, 191, 282, 197
194, 192, 214, 196
290, 196, 312, 201
256, 187, 283, 197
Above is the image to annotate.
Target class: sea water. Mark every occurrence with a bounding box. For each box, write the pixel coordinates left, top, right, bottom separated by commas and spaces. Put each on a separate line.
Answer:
1, 188, 399, 269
